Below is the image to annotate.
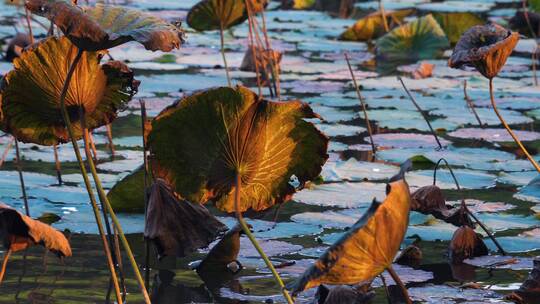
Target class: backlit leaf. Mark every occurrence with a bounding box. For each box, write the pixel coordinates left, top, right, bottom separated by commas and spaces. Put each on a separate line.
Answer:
288, 178, 411, 294
147, 86, 329, 212
340, 9, 413, 42
433, 12, 484, 45
0, 36, 137, 146
187, 0, 247, 31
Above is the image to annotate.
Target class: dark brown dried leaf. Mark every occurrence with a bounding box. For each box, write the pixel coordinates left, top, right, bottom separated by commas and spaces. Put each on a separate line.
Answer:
448, 23, 519, 79
448, 226, 488, 263
144, 179, 227, 259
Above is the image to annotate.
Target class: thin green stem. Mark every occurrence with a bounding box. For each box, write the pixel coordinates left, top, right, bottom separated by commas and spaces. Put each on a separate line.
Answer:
235, 174, 294, 304
58, 49, 123, 304
345, 53, 376, 157
220, 26, 232, 87
14, 139, 29, 216
386, 265, 412, 304
83, 126, 151, 303
490, 78, 540, 173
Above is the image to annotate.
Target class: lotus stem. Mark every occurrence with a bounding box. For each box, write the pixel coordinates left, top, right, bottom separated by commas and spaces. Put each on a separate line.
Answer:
0, 137, 14, 168
245, 0, 263, 97
14, 139, 29, 216
379, 274, 392, 304
522, 0, 539, 85
398, 76, 443, 150
259, 9, 281, 99
105, 123, 115, 159
463, 80, 483, 127
386, 265, 412, 304
490, 78, 540, 172
345, 53, 376, 157
58, 49, 123, 304
433, 157, 506, 255
0, 249, 11, 284
24, 6, 34, 44
234, 174, 294, 304
379, 0, 390, 33
53, 144, 62, 185
219, 26, 232, 87
82, 130, 151, 303
82, 127, 127, 299
139, 99, 151, 289
89, 133, 98, 161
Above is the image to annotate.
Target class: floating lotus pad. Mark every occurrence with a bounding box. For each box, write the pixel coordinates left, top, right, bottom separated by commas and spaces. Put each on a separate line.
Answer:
407, 169, 497, 190
376, 14, 450, 63
321, 159, 399, 182
292, 182, 387, 208
365, 133, 451, 149
340, 9, 414, 42
448, 128, 540, 142
26, 1, 184, 51
1, 37, 137, 146
147, 86, 328, 212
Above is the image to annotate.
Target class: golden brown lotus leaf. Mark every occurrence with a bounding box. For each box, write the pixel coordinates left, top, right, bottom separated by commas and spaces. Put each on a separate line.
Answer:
26, 1, 184, 51
448, 225, 488, 263
187, 0, 247, 31
0, 36, 137, 146
147, 86, 329, 213
0, 203, 72, 257
340, 9, 413, 42
289, 179, 411, 294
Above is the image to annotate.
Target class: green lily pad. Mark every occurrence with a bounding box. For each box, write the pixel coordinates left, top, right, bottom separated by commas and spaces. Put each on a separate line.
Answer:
187, 0, 247, 31
107, 166, 146, 213
376, 14, 450, 63
340, 9, 414, 42
433, 12, 484, 45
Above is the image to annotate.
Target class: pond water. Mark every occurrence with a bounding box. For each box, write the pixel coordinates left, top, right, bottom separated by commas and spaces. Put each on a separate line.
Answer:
0, 0, 539, 303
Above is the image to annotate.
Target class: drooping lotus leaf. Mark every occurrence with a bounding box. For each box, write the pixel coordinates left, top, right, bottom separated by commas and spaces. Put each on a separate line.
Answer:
509, 11, 540, 38
376, 14, 450, 63
144, 179, 227, 259
448, 23, 519, 79
433, 12, 484, 45
0, 203, 72, 257
340, 9, 414, 42
107, 166, 146, 213
0, 36, 137, 146
288, 177, 411, 294
196, 224, 243, 274
448, 226, 488, 263
187, 0, 247, 32
26, 1, 184, 51
147, 86, 329, 213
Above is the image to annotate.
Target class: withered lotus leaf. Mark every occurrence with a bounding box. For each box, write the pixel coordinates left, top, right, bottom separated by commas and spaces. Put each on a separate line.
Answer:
517, 258, 540, 296
288, 178, 411, 294
0, 36, 137, 146
448, 226, 488, 263
144, 179, 227, 259
509, 11, 540, 37
0, 203, 71, 257
448, 23, 519, 79
411, 185, 451, 217
239, 46, 282, 74
187, 0, 248, 32
196, 224, 243, 274
147, 86, 329, 213
340, 9, 414, 42
26, 1, 184, 51
376, 14, 449, 63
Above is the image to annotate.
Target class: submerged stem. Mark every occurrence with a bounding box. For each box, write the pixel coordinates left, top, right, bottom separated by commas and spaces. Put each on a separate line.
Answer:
234, 174, 294, 304
386, 265, 412, 304
0, 249, 11, 284
14, 139, 29, 216
58, 49, 123, 304
345, 53, 376, 157
219, 26, 232, 87
489, 78, 540, 173
398, 76, 443, 149
433, 157, 506, 255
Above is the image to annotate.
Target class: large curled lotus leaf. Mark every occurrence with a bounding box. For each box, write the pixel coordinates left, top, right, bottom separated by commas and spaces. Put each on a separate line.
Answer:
25, 1, 184, 51
376, 14, 450, 63
0, 36, 137, 146
340, 9, 414, 42
107, 166, 146, 213
187, 0, 247, 32
147, 86, 329, 213
433, 12, 484, 45
288, 178, 411, 294
0, 203, 72, 257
